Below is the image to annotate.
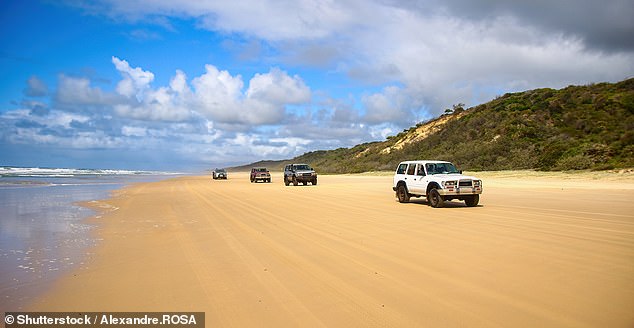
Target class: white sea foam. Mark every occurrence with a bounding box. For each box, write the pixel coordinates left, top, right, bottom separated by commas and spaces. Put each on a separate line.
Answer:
0, 166, 180, 177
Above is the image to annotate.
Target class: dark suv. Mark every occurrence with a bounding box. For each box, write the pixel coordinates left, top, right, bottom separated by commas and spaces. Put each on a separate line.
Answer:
283, 164, 317, 186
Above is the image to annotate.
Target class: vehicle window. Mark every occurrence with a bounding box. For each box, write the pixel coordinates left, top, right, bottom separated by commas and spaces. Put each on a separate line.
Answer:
396, 163, 408, 174
406, 164, 415, 175
426, 163, 459, 175
416, 164, 425, 176
294, 164, 312, 170
426, 164, 435, 175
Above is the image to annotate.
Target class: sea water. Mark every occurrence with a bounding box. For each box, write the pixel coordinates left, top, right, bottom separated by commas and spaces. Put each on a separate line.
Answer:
0, 167, 180, 309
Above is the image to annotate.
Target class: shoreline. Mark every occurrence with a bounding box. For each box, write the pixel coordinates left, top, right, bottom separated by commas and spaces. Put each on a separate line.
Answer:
0, 182, 113, 311
26, 173, 634, 326
0, 174, 181, 311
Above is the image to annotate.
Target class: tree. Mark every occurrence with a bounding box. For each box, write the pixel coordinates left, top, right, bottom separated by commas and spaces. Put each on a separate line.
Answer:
453, 103, 465, 113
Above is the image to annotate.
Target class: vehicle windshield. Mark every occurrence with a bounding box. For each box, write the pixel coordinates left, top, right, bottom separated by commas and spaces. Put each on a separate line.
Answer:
293, 164, 312, 171
425, 162, 460, 175
215, 169, 226, 173
255, 168, 267, 172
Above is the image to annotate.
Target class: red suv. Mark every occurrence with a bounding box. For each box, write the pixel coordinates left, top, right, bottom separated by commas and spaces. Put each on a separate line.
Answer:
250, 167, 271, 183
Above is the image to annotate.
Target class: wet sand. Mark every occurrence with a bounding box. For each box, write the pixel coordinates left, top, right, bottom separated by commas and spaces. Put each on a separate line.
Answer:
29, 173, 634, 327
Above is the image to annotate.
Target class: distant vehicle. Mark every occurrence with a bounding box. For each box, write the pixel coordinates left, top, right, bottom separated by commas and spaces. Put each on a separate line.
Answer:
283, 164, 317, 186
212, 168, 227, 180
250, 167, 271, 183
393, 160, 482, 208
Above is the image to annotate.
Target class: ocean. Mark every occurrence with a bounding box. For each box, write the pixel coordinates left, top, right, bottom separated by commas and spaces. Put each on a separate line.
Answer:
0, 167, 181, 309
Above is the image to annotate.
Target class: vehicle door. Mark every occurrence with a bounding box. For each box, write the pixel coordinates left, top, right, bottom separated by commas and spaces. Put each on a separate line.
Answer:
406, 163, 427, 195
394, 163, 408, 187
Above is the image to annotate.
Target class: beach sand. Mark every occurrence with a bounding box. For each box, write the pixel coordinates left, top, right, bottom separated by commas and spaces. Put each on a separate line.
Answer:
29, 173, 634, 327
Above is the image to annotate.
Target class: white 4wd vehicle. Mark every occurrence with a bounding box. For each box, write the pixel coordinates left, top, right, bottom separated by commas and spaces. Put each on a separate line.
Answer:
393, 160, 482, 208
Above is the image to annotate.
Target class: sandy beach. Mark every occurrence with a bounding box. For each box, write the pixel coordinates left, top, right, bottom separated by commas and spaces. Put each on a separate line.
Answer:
29, 172, 634, 327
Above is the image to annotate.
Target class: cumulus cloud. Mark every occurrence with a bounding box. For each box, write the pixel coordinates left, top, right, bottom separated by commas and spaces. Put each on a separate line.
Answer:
191, 64, 244, 123
246, 68, 310, 104
190, 65, 311, 125
112, 62, 192, 122
112, 56, 154, 100
39, 55, 307, 128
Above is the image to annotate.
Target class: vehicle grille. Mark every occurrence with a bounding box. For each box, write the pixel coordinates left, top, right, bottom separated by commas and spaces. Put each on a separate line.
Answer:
303, 173, 312, 177
459, 180, 472, 187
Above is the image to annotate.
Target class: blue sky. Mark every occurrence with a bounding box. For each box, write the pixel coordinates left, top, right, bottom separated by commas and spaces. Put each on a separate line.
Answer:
1, 1, 633, 171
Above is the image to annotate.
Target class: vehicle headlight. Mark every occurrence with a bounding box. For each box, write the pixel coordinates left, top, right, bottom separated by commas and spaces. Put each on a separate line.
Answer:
473, 180, 482, 187
312, 172, 316, 176
443, 181, 457, 188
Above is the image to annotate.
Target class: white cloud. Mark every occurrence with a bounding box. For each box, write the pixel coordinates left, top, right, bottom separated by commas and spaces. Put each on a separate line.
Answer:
104, 59, 312, 127
56, 75, 112, 106
121, 125, 147, 137
246, 67, 310, 104
191, 64, 244, 123
94, 0, 354, 41
112, 56, 154, 100
112, 63, 191, 122
191, 65, 311, 125
114, 85, 191, 122
362, 86, 417, 124
0, 108, 120, 149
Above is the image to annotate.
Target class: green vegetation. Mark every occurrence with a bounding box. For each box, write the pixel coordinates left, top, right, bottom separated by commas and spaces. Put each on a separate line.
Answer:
238, 78, 634, 173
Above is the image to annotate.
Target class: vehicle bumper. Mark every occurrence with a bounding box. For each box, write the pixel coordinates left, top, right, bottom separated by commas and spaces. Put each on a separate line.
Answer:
294, 175, 316, 182
254, 175, 270, 180
437, 187, 482, 196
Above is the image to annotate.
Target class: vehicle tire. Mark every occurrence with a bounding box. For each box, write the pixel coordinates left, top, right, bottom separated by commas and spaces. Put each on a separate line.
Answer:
267, 179, 271, 183
465, 195, 479, 207
428, 189, 444, 208
284, 177, 290, 186
396, 184, 410, 203
250, 178, 254, 183
312, 178, 317, 185
302, 181, 307, 186
292, 176, 298, 186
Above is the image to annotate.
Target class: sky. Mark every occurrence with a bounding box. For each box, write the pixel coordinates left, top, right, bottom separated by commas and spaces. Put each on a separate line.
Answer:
1, 0, 633, 172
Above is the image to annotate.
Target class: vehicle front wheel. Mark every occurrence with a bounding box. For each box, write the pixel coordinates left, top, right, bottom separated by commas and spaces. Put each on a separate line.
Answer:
428, 189, 444, 208
292, 177, 298, 186
284, 177, 290, 186
396, 185, 410, 203
312, 178, 317, 185
465, 195, 479, 207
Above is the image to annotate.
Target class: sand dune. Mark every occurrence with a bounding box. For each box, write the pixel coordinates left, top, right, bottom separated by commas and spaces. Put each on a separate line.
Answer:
31, 173, 634, 327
